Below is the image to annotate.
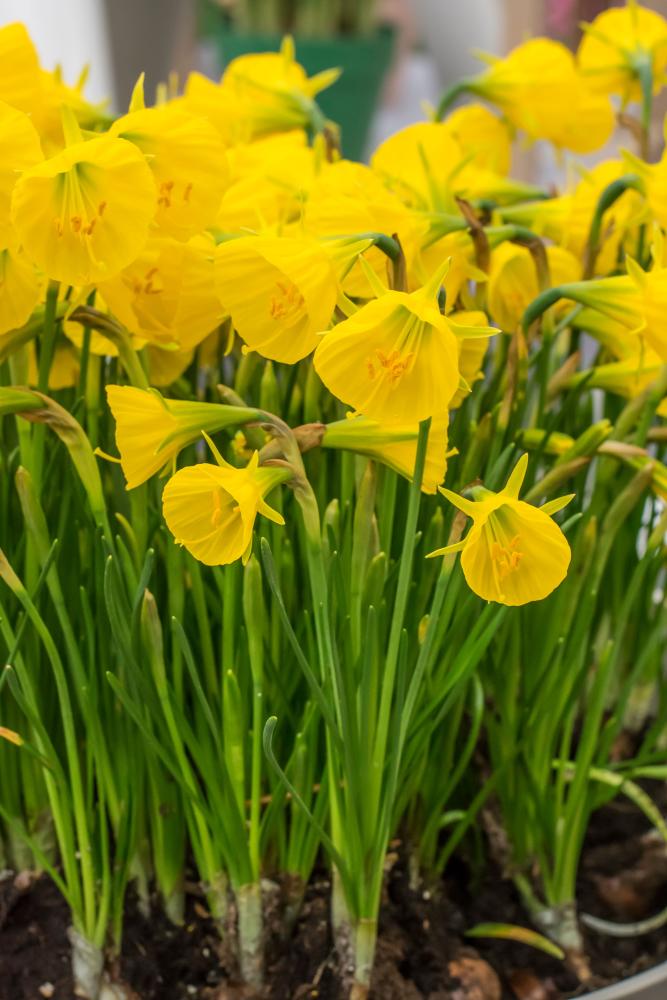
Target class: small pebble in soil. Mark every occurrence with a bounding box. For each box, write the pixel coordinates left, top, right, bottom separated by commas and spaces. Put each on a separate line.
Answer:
38, 986, 55, 999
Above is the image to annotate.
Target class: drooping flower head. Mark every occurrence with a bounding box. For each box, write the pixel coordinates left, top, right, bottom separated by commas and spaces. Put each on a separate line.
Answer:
468, 39, 615, 152
11, 132, 157, 285
0, 245, 42, 335
100, 233, 223, 351
110, 82, 229, 240
183, 37, 338, 145
578, 1, 667, 102
428, 454, 573, 606
106, 384, 261, 489
314, 261, 489, 424
216, 234, 337, 364
162, 447, 289, 566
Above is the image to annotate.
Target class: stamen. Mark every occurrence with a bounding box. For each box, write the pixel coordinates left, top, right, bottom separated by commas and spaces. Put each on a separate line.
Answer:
269, 280, 305, 320
365, 349, 415, 385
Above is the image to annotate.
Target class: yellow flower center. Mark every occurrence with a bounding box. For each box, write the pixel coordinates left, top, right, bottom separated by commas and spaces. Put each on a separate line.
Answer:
490, 535, 523, 580
269, 279, 305, 320
131, 266, 162, 296
366, 349, 415, 385
53, 167, 107, 239
269, 279, 305, 321
158, 179, 194, 208
211, 487, 240, 528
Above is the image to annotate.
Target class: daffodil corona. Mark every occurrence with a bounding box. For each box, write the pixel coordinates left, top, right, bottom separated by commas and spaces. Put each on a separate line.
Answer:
429, 455, 573, 606
313, 264, 486, 424
162, 449, 290, 566
11, 134, 157, 285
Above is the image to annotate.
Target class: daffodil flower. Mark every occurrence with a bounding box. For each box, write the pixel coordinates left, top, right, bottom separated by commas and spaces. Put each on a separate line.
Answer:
215, 234, 337, 364
106, 385, 262, 489
162, 445, 289, 566
11, 132, 157, 286
428, 454, 573, 606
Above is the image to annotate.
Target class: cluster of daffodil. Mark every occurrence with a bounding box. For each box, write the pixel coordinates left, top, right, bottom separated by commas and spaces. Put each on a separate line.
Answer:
0, 4, 666, 998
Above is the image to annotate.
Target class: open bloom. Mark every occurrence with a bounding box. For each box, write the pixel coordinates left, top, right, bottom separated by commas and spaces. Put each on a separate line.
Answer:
314, 263, 484, 424
11, 134, 157, 285
428, 454, 573, 605
100, 233, 223, 351
468, 39, 614, 153
110, 93, 229, 240
106, 385, 260, 489
162, 449, 289, 566
216, 234, 337, 364
183, 37, 338, 145
578, 1, 667, 101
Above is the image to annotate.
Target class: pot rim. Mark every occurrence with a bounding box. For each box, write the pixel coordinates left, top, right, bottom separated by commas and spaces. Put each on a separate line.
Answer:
585, 959, 667, 999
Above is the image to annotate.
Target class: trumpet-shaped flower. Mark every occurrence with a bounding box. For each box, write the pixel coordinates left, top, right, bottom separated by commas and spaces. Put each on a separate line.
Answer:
314, 263, 483, 424
100, 233, 223, 351
469, 39, 614, 152
110, 95, 229, 240
217, 133, 320, 231
322, 416, 450, 494
303, 160, 415, 298
429, 454, 572, 605
162, 450, 289, 566
215, 234, 337, 364
443, 103, 512, 175
106, 384, 260, 489
578, 1, 667, 101
183, 37, 338, 145
11, 135, 157, 286
372, 122, 540, 215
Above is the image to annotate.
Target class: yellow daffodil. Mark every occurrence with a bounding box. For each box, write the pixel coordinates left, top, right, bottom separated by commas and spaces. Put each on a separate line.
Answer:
11, 134, 157, 286
217, 133, 321, 231
303, 160, 414, 298
488, 243, 580, 333
549, 256, 667, 361
372, 122, 539, 215
578, 1, 667, 101
215, 234, 337, 364
443, 102, 512, 175
31, 68, 109, 155
0, 245, 42, 336
0, 100, 42, 246
106, 384, 261, 489
503, 161, 640, 276
162, 448, 289, 566
314, 262, 487, 424
468, 39, 615, 152
321, 415, 450, 494
100, 233, 222, 351
428, 454, 572, 605
183, 37, 338, 145
110, 89, 229, 241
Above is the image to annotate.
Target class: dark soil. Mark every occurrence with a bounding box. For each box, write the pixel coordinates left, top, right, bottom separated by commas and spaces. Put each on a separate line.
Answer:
2, 797, 667, 1000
